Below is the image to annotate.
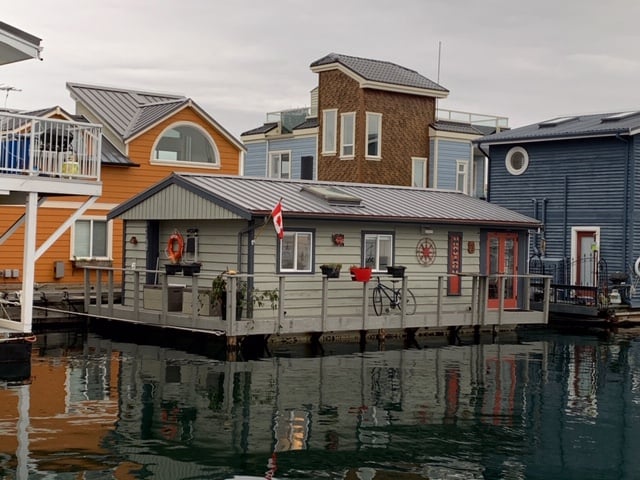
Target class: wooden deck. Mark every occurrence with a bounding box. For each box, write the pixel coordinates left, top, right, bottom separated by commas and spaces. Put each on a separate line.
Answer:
82, 267, 551, 347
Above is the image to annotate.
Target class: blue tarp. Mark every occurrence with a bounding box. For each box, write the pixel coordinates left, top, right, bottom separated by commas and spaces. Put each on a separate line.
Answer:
0, 136, 30, 171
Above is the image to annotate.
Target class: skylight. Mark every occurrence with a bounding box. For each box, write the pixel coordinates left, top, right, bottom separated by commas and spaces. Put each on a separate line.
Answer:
301, 185, 362, 206
538, 116, 577, 128
601, 111, 640, 122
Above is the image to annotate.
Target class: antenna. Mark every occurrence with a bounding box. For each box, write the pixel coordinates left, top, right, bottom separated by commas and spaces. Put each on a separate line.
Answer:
0, 85, 22, 107
437, 41, 442, 84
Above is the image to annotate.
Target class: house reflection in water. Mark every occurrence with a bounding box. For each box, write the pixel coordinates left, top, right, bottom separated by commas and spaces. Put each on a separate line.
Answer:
0, 331, 639, 478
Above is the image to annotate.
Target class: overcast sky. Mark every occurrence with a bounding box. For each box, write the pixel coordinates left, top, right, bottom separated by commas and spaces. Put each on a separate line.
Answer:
4, 0, 640, 139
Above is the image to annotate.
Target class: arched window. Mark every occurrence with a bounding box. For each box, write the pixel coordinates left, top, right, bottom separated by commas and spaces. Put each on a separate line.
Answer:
152, 123, 219, 166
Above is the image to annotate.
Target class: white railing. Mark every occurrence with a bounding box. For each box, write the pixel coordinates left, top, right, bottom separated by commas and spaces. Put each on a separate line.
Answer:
437, 108, 509, 129
0, 112, 102, 180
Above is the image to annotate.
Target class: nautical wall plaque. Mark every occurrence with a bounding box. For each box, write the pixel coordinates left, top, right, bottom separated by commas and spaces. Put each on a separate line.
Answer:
416, 237, 436, 266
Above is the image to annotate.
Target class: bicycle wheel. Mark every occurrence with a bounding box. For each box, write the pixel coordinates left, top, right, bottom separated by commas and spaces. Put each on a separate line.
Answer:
399, 289, 417, 315
372, 287, 384, 316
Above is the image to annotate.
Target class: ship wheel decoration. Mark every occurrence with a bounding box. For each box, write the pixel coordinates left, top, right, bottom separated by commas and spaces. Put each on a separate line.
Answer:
416, 237, 437, 266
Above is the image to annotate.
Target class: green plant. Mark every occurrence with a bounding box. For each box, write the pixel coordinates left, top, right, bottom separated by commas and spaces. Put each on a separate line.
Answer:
251, 288, 279, 311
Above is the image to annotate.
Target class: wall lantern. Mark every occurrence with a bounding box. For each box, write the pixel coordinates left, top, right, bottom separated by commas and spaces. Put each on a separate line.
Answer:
332, 234, 345, 246
129, 236, 138, 245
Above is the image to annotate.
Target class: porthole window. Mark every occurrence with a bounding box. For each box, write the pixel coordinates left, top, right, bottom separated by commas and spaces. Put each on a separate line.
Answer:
505, 146, 529, 175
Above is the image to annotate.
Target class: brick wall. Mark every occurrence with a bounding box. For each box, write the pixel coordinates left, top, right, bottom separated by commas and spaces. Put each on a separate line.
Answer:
317, 70, 435, 185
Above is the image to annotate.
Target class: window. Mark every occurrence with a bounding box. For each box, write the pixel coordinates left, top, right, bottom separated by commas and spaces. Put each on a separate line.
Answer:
505, 146, 529, 175
269, 151, 291, 179
72, 218, 110, 259
363, 233, 393, 271
340, 112, 355, 158
322, 109, 337, 154
412, 157, 427, 187
279, 231, 314, 273
153, 123, 219, 165
456, 160, 468, 193
366, 112, 382, 159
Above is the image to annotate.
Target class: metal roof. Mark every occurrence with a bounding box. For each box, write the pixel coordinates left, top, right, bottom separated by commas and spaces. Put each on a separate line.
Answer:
310, 53, 448, 94
477, 111, 640, 145
109, 173, 540, 228
431, 120, 483, 136
101, 137, 137, 166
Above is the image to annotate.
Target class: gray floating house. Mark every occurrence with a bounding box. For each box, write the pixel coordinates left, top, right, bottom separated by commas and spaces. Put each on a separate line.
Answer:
93, 173, 549, 345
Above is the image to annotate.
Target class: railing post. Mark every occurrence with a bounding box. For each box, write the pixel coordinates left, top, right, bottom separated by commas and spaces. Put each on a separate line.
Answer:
471, 275, 478, 325
436, 276, 443, 327
107, 268, 114, 318
523, 276, 531, 311
498, 276, 505, 325
543, 277, 551, 323
361, 281, 368, 331
191, 275, 199, 327
95, 269, 103, 317
83, 268, 91, 313
278, 276, 285, 333
321, 276, 328, 331
161, 273, 168, 325
133, 270, 140, 314
401, 276, 407, 328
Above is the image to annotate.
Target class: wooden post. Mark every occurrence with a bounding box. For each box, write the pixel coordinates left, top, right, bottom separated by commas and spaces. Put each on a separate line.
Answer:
321, 276, 328, 331
133, 270, 140, 314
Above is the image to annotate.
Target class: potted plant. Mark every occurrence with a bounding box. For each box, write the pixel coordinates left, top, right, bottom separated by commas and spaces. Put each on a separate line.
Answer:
350, 265, 372, 282
320, 263, 342, 278
387, 265, 406, 278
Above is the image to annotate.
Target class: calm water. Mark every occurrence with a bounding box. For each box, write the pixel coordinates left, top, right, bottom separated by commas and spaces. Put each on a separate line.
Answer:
1, 325, 640, 480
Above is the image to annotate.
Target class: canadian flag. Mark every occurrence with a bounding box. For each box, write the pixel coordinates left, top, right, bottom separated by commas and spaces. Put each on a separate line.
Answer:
271, 200, 284, 239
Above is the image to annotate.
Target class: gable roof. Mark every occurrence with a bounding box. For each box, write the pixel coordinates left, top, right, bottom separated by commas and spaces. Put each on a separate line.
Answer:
477, 110, 640, 145
109, 173, 539, 228
66, 82, 244, 151
0, 21, 42, 65
310, 53, 449, 98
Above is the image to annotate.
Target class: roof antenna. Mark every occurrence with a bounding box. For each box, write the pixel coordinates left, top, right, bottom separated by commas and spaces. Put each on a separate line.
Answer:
0, 85, 21, 107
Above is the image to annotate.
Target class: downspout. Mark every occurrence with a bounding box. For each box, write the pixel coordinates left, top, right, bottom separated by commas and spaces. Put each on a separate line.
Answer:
238, 219, 257, 291
476, 142, 491, 201
563, 176, 568, 260
542, 198, 548, 255
532, 198, 538, 255
616, 133, 631, 267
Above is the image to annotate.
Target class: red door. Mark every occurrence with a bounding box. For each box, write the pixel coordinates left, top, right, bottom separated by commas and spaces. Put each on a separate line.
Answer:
487, 232, 518, 309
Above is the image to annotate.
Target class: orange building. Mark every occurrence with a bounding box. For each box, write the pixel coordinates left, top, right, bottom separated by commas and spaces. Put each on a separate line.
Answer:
0, 84, 245, 289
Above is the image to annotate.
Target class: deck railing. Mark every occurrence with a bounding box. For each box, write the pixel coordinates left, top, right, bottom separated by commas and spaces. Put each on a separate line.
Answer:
82, 267, 552, 339
0, 112, 102, 180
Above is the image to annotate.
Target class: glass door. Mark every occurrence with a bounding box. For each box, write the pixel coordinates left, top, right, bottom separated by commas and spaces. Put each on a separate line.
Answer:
487, 232, 518, 309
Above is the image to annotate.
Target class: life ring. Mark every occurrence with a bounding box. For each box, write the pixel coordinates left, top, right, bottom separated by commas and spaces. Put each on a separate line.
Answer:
634, 256, 640, 277
166, 233, 184, 264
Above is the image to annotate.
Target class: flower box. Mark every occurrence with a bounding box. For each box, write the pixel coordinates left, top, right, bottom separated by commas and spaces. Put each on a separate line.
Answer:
320, 264, 341, 278
350, 266, 372, 282
181, 262, 202, 276
165, 263, 182, 275
387, 265, 406, 278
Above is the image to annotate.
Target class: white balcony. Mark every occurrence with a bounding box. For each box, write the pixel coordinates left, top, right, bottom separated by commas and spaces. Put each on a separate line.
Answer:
437, 108, 509, 130
0, 112, 102, 198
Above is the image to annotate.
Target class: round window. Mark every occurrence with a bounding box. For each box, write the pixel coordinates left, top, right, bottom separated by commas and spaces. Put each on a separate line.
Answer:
505, 146, 529, 175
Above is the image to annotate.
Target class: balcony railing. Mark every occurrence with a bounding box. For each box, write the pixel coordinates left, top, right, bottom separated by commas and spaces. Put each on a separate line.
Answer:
436, 108, 509, 130
0, 112, 101, 181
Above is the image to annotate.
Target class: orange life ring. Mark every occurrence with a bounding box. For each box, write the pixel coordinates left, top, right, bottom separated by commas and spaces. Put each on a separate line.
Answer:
166, 233, 184, 264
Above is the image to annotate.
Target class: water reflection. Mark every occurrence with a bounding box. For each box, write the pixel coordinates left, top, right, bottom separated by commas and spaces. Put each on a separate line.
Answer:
0, 327, 639, 479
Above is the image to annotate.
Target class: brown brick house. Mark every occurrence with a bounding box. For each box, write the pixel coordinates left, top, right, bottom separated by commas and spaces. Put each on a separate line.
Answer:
310, 53, 449, 185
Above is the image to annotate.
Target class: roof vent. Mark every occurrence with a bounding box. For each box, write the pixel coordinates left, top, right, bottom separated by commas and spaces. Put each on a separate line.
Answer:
601, 111, 640, 122
538, 116, 577, 128
301, 185, 362, 206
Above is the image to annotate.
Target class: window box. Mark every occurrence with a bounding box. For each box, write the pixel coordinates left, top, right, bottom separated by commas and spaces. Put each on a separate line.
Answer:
165, 263, 183, 275
387, 265, 406, 278
320, 264, 342, 279
350, 266, 372, 282
71, 259, 113, 269
182, 262, 202, 276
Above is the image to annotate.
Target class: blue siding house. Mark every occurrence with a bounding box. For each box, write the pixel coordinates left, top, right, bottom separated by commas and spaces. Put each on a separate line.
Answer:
477, 111, 640, 315
242, 104, 318, 180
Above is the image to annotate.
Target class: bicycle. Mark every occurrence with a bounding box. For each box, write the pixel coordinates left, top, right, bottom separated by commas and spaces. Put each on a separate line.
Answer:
371, 276, 416, 316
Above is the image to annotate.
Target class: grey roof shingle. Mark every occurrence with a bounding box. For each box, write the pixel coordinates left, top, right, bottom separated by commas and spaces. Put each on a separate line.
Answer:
241, 122, 279, 136
109, 174, 540, 228
477, 111, 640, 145
311, 53, 448, 93
101, 137, 137, 166
293, 117, 318, 130
431, 120, 483, 135
66, 83, 187, 141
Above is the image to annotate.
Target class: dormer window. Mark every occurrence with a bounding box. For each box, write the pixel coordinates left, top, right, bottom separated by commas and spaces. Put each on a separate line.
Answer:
152, 122, 219, 166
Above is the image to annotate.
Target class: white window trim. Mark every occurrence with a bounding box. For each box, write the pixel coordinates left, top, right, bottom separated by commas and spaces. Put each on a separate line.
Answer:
363, 232, 394, 272
365, 112, 382, 160
279, 231, 314, 273
268, 150, 292, 179
322, 109, 338, 155
70, 216, 113, 260
456, 159, 469, 194
505, 146, 529, 176
412, 157, 428, 188
150, 121, 221, 168
340, 112, 355, 159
